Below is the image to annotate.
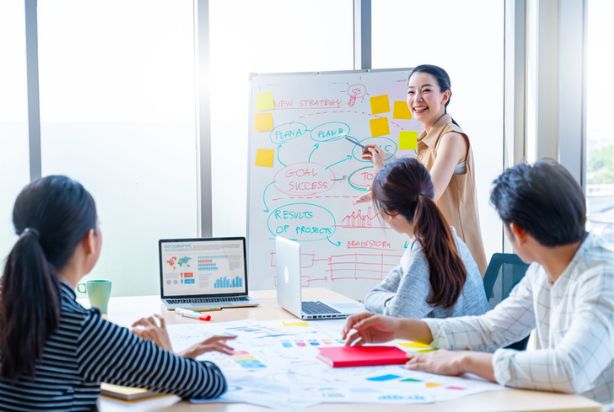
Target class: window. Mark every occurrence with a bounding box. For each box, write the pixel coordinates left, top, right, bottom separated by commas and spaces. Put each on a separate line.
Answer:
372, 0, 505, 259
0, 1, 30, 260
209, 0, 354, 236
37, 0, 199, 296
586, 0, 614, 246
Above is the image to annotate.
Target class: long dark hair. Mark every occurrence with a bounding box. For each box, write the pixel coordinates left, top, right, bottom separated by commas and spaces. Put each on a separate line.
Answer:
490, 159, 587, 246
408, 64, 460, 127
372, 158, 467, 308
0, 175, 97, 380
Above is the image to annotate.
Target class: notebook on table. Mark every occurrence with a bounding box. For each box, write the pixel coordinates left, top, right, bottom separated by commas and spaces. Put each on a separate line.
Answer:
275, 236, 363, 320
317, 346, 409, 367
100, 383, 159, 401
159, 237, 258, 311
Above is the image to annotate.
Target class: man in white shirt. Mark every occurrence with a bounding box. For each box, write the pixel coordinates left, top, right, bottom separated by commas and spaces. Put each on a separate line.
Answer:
343, 159, 614, 410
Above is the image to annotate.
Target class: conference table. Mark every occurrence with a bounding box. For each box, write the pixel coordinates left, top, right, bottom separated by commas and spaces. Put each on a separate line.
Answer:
93, 289, 602, 412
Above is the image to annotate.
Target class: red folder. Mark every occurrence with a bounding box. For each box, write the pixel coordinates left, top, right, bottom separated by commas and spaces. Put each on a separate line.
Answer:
317, 346, 409, 368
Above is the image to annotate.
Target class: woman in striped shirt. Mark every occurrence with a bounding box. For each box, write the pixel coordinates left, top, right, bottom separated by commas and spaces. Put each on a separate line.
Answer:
0, 175, 230, 411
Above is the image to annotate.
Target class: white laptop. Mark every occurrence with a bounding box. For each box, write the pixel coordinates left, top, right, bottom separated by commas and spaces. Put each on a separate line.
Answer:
159, 237, 258, 310
275, 236, 361, 320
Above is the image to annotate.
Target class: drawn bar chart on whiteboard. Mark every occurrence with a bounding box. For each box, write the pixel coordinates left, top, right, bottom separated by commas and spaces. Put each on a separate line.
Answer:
248, 69, 422, 299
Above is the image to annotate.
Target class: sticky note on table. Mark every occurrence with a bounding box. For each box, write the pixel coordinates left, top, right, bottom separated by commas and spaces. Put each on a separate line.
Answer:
367, 374, 401, 382
393, 100, 412, 119
446, 386, 466, 390
255, 148, 275, 167
400, 377, 423, 383
397, 341, 431, 349
370, 95, 390, 115
282, 321, 309, 327
370, 117, 390, 137
256, 91, 274, 111
255, 113, 273, 131
425, 382, 443, 388
398, 131, 418, 150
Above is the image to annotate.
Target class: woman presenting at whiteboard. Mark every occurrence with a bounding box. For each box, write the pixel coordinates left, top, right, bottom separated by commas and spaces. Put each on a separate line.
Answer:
357, 64, 487, 274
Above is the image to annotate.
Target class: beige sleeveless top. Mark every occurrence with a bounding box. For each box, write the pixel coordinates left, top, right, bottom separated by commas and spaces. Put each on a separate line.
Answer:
416, 114, 487, 275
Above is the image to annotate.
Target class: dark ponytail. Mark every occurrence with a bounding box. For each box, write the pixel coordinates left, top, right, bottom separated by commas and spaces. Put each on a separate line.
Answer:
408, 64, 460, 127
1, 230, 60, 381
0, 176, 97, 380
412, 195, 467, 308
372, 158, 467, 309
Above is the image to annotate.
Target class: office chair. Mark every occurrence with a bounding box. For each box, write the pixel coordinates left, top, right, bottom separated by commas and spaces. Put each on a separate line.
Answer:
483, 253, 531, 351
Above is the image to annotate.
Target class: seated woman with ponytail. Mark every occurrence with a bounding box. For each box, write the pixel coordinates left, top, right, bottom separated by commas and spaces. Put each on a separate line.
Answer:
364, 158, 488, 319
0, 176, 229, 411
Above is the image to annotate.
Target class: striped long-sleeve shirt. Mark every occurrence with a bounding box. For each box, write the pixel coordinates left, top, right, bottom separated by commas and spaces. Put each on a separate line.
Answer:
0, 282, 226, 411
424, 234, 614, 409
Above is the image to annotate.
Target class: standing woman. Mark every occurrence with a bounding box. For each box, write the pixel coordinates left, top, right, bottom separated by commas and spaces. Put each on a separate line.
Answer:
361, 64, 487, 274
0, 176, 229, 410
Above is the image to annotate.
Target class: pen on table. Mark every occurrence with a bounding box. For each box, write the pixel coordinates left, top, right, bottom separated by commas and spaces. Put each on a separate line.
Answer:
175, 307, 211, 321
344, 136, 367, 150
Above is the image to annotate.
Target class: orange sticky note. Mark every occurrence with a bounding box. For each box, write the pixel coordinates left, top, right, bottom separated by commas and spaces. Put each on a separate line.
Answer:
370, 95, 390, 115
255, 113, 273, 131
393, 101, 412, 119
370, 117, 390, 137
255, 148, 275, 167
398, 131, 418, 150
425, 382, 442, 388
256, 91, 274, 111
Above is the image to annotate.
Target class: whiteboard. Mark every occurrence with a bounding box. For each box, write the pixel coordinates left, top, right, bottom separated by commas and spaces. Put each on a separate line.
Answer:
247, 69, 423, 300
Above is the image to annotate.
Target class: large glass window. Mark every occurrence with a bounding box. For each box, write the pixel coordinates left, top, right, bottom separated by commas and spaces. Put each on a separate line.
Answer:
372, 0, 505, 260
209, 0, 354, 237
586, 0, 614, 247
38, 0, 199, 296
0, 2, 30, 260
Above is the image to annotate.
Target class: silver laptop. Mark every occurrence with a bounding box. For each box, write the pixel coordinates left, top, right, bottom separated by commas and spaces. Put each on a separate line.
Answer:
159, 237, 258, 310
275, 236, 358, 320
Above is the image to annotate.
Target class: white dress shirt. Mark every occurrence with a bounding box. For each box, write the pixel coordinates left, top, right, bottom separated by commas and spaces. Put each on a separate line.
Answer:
424, 234, 614, 409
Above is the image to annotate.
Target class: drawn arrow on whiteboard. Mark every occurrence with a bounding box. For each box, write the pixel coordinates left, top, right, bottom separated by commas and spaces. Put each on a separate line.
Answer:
308, 143, 320, 163
262, 181, 276, 212
276, 144, 287, 167
325, 155, 352, 170
326, 236, 341, 247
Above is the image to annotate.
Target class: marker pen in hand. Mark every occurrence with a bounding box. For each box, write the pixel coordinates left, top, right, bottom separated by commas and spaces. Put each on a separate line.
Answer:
175, 307, 211, 321
344, 136, 367, 150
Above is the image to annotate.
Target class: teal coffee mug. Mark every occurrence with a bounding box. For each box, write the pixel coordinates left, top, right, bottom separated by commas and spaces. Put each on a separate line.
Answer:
77, 280, 112, 313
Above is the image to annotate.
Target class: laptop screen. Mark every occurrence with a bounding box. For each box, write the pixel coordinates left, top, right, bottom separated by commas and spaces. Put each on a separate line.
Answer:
158, 237, 248, 298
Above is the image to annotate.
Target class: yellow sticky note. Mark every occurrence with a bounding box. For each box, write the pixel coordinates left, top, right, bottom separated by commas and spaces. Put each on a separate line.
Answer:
398, 341, 431, 349
282, 321, 309, 327
425, 382, 442, 388
255, 148, 275, 167
256, 91, 274, 111
370, 95, 390, 115
393, 101, 412, 119
370, 117, 390, 137
398, 131, 418, 150
255, 113, 273, 131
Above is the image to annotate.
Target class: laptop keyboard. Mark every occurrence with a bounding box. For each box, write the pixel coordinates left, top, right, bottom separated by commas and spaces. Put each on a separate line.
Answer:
302, 301, 341, 315
167, 296, 250, 304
